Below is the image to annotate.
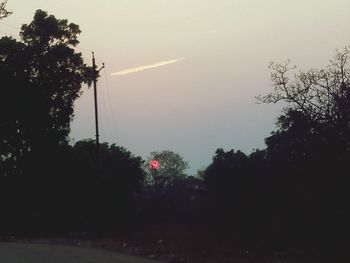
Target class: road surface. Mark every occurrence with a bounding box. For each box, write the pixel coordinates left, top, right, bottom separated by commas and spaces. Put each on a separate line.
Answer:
0, 242, 165, 263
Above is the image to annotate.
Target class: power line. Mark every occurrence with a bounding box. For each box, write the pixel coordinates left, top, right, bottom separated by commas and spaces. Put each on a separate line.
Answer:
99, 114, 107, 143
76, 46, 93, 53
102, 67, 118, 142
0, 28, 16, 38
0, 21, 19, 39
0, 21, 19, 30
99, 76, 114, 142
0, 29, 10, 35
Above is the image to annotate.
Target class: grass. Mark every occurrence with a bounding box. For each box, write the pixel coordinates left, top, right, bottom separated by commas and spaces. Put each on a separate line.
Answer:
0, 242, 165, 263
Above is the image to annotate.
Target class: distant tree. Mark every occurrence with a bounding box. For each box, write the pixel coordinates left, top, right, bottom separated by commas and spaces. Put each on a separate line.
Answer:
0, 0, 11, 20
0, 10, 93, 176
257, 47, 350, 152
138, 151, 207, 225
196, 167, 206, 180
144, 150, 189, 191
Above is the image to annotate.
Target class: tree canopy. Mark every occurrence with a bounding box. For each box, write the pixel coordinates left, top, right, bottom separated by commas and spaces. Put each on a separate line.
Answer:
144, 150, 189, 190
1, 9, 349, 259
257, 47, 350, 149
0, 10, 93, 176
257, 47, 350, 122
258, 47, 350, 170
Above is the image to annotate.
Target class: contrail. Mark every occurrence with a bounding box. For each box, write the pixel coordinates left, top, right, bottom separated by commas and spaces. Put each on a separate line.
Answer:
111, 58, 184, 76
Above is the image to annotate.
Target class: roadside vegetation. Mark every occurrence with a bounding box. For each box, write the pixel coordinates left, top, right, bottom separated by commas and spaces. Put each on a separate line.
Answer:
1, 7, 350, 263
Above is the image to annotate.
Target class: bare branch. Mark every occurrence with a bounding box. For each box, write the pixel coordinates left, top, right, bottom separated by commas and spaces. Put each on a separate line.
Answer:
0, 0, 12, 20
258, 46, 350, 128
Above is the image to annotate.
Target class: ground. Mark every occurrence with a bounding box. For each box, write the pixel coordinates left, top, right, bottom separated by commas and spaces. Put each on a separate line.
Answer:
0, 242, 165, 263
0, 230, 316, 263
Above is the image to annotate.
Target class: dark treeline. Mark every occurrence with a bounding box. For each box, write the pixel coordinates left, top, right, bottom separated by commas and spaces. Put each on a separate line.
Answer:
1, 9, 350, 262
0, 140, 144, 236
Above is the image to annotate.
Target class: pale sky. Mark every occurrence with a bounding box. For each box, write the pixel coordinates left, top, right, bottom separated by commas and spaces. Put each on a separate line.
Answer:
2, 0, 350, 174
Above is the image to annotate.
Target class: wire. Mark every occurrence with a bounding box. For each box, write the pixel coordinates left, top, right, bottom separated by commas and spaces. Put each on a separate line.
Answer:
0, 21, 111, 144
99, 73, 114, 142
0, 21, 19, 30
76, 46, 93, 53
102, 67, 118, 142
0, 21, 19, 39
99, 114, 106, 144
0, 28, 16, 38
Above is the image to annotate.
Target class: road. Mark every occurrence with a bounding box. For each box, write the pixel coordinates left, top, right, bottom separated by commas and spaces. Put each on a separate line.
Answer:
0, 242, 165, 263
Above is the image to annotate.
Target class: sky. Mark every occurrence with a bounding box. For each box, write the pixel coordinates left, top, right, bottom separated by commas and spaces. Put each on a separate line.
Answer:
1, 0, 350, 174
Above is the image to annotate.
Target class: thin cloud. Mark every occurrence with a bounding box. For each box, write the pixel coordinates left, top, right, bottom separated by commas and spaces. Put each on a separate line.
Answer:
111, 58, 184, 76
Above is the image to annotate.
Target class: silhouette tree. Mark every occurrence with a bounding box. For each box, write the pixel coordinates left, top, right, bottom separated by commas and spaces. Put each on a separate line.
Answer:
257, 47, 350, 150
0, 0, 11, 20
258, 47, 350, 181
203, 148, 272, 243
0, 10, 93, 176
0, 139, 145, 235
144, 150, 189, 191
70, 139, 145, 234
139, 151, 206, 225
258, 47, 350, 254
204, 148, 251, 216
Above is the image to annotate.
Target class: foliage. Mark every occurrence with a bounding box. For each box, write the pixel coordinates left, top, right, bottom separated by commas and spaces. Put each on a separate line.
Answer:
257, 47, 350, 121
257, 47, 350, 151
0, 14, 349, 258
144, 150, 189, 190
73, 139, 145, 192
70, 140, 145, 233
137, 150, 203, 224
200, 47, 350, 253
0, 10, 93, 176
203, 148, 263, 221
0, 140, 145, 235
0, 0, 11, 20
258, 47, 350, 184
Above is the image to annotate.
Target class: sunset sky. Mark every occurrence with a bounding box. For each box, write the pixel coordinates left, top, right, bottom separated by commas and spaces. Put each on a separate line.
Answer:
2, 0, 350, 174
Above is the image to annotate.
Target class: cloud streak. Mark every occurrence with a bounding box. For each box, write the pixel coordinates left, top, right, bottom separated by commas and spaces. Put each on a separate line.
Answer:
111, 58, 184, 76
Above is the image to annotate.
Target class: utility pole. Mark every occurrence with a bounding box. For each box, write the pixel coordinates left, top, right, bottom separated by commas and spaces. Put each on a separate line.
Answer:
92, 52, 104, 173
